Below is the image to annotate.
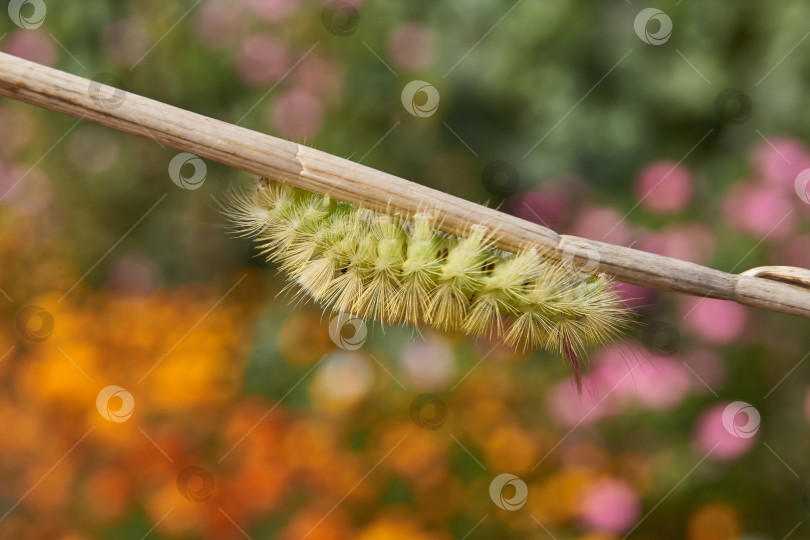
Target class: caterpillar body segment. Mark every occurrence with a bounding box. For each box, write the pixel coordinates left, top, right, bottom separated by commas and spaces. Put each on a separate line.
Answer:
225, 178, 631, 371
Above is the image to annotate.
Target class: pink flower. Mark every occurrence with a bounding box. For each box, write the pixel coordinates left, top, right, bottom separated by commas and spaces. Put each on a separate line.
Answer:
546, 376, 619, 427
293, 53, 344, 105
638, 223, 715, 265
568, 206, 633, 247
589, 344, 642, 403
387, 23, 436, 72
752, 137, 810, 191
509, 183, 573, 231
722, 182, 796, 240
325, 0, 364, 6
195, 1, 244, 50
236, 35, 290, 85
246, 0, 300, 22
4, 30, 57, 66
783, 234, 810, 269
693, 402, 758, 460
591, 344, 691, 411
579, 478, 641, 533
633, 357, 691, 410
678, 297, 747, 345
548, 342, 693, 425
611, 282, 655, 312
271, 90, 324, 139
0, 164, 52, 215
401, 338, 456, 391
635, 161, 693, 214
682, 349, 726, 394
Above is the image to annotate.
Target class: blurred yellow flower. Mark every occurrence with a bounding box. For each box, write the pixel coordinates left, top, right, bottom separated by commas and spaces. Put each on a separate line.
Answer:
688, 502, 741, 540
528, 467, 599, 525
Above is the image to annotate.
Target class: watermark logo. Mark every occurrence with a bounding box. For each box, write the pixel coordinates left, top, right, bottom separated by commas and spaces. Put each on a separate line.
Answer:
721, 401, 760, 439
177, 465, 215, 502
168, 152, 207, 190
321, 1, 359, 37
634, 8, 672, 45
401, 80, 440, 118
561, 244, 601, 279
715, 88, 753, 125
795, 169, 810, 205
489, 473, 528, 511
96, 385, 135, 423
15, 305, 54, 343
88, 73, 128, 110
641, 320, 680, 357
482, 160, 520, 198
329, 313, 367, 350
8, 0, 46, 29
409, 394, 447, 430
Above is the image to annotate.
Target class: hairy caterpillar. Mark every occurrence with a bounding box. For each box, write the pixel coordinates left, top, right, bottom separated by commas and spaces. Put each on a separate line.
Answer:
225, 177, 631, 383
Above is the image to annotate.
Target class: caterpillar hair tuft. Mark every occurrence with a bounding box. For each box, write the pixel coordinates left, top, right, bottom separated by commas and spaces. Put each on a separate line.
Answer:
224, 177, 633, 384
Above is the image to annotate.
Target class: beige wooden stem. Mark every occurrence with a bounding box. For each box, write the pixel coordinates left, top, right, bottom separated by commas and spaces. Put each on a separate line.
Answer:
1, 52, 809, 318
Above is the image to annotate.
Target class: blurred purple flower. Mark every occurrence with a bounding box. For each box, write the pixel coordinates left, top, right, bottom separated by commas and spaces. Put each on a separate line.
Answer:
247, 0, 300, 22
547, 342, 694, 425
569, 206, 633, 247
270, 89, 324, 139
5, 30, 57, 66
509, 183, 573, 231
752, 137, 810, 191
693, 402, 758, 460
195, 1, 244, 50
293, 52, 344, 105
633, 356, 691, 411
236, 34, 291, 85
611, 281, 655, 312
638, 223, 715, 265
678, 297, 747, 345
588, 344, 640, 403
591, 344, 691, 411
547, 376, 619, 427
682, 349, 726, 394
401, 337, 456, 391
723, 182, 796, 240
0, 163, 52, 215
784, 234, 810, 269
387, 23, 437, 72
635, 160, 693, 214
579, 478, 641, 534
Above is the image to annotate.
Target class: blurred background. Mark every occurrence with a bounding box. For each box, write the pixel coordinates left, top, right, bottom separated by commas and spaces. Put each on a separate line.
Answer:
1, 0, 810, 538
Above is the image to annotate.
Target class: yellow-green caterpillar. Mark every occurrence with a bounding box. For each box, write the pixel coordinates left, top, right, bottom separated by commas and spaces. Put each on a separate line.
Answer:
225, 177, 631, 381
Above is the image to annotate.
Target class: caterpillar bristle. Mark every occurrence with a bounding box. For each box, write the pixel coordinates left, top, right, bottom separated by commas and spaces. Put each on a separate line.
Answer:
426, 282, 469, 332
223, 177, 633, 373
504, 311, 553, 351
295, 257, 336, 300
326, 267, 365, 314
354, 215, 406, 322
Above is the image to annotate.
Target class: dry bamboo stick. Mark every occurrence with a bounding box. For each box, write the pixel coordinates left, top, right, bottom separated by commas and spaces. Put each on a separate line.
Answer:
1, 52, 809, 318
